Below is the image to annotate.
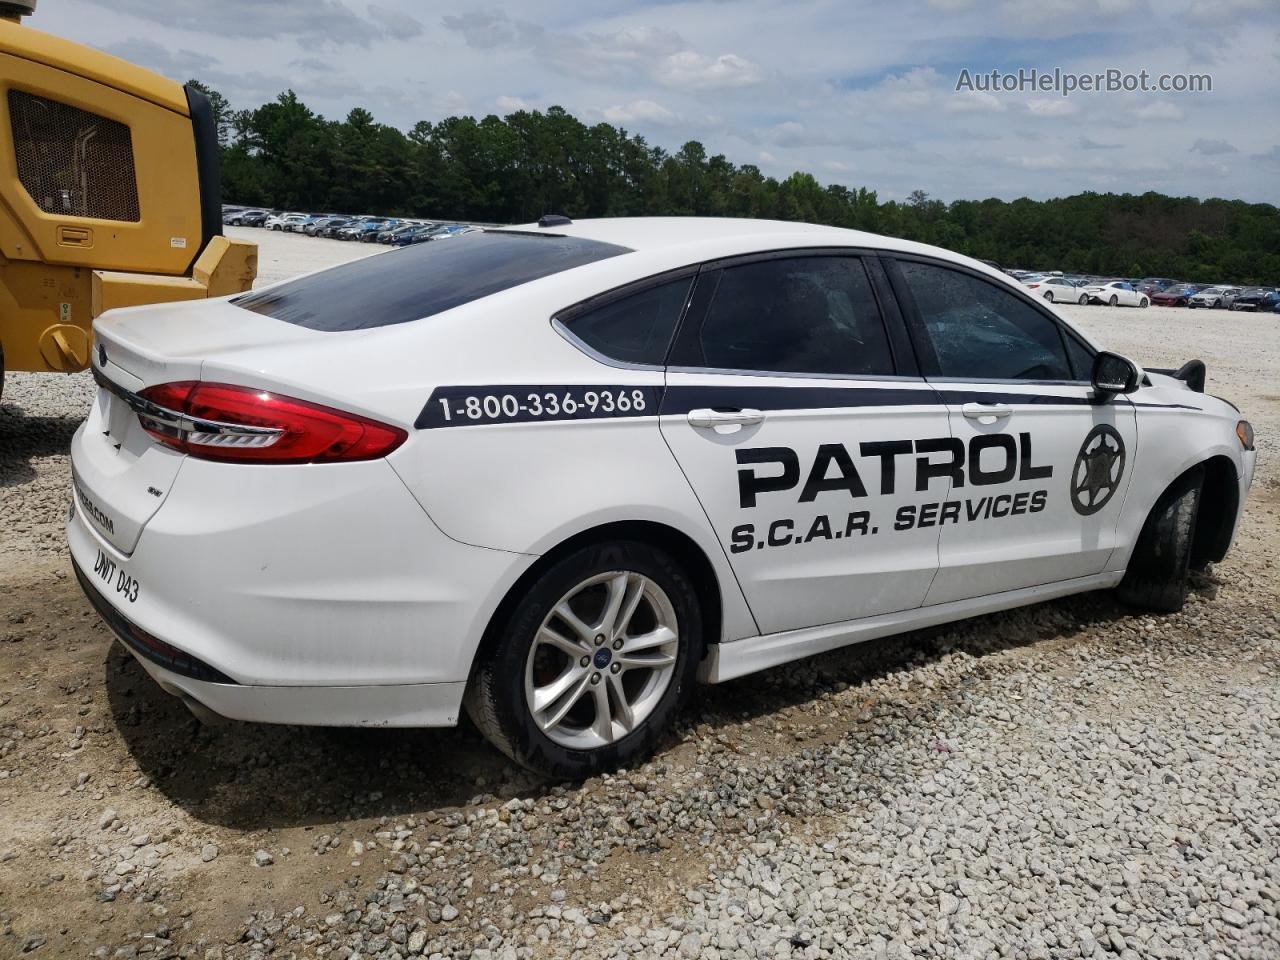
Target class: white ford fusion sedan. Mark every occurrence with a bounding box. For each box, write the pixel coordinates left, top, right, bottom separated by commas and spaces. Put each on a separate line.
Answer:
68, 217, 1256, 779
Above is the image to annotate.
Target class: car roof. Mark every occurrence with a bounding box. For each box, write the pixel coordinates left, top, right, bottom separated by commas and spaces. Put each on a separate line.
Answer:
489, 216, 1014, 290
495, 216, 956, 260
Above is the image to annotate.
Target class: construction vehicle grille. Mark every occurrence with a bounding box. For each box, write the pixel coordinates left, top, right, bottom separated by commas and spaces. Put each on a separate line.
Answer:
8, 89, 141, 222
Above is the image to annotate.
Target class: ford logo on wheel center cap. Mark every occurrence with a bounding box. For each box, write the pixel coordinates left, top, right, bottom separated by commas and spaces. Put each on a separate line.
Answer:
593, 648, 612, 669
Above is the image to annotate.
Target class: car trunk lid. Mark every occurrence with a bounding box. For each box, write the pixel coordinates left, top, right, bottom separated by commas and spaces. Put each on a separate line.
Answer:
76, 298, 325, 555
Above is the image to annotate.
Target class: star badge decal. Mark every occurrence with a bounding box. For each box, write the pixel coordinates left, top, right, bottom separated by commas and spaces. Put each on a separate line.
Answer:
1071, 424, 1126, 516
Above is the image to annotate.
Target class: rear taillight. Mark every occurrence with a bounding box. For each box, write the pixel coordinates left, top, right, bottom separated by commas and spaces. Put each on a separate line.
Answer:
136, 381, 407, 464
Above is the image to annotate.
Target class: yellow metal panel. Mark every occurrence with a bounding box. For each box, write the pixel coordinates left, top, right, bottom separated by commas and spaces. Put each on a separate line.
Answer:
0, 51, 202, 275
191, 236, 258, 297
92, 269, 205, 315
0, 258, 90, 372
0, 21, 188, 113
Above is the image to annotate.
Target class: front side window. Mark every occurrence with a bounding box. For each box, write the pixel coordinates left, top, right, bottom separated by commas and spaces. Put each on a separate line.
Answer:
561, 276, 692, 366
898, 259, 1072, 381
691, 256, 895, 377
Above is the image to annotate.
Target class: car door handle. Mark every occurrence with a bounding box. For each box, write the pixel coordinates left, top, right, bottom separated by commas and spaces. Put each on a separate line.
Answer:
961, 402, 1013, 422
687, 408, 765, 429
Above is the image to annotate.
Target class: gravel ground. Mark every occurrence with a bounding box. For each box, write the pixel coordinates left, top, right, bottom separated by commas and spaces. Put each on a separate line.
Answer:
0, 228, 1276, 959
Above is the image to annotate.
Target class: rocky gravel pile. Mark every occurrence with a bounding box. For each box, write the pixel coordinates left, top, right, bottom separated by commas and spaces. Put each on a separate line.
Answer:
1, 231, 1276, 957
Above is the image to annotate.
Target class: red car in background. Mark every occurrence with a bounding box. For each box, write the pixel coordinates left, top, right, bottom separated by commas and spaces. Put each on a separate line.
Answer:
1150, 283, 1204, 307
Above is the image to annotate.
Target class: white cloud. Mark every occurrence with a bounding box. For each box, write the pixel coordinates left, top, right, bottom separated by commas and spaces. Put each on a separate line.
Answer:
1185, 0, 1270, 27
1189, 137, 1237, 155
601, 99, 678, 125
367, 3, 422, 39
654, 51, 762, 90
947, 89, 1005, 113
495, 95, 532, 112
1015, 155, 1068, 170
1025, 98, 1078, 117
1133, 100, 1185, 121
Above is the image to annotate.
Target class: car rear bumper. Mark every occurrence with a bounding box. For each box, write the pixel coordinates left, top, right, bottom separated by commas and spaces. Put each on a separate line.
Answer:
68, 432, 536, 724
74, 553, 467, 726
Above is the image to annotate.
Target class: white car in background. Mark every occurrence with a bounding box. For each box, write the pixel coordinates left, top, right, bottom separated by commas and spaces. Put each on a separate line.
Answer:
1189, 285, 1239, 309
1023, 275, 1087, 304
264, 213, 309, 232
67, 217, 1255, 778
1081, 280, 1148, 307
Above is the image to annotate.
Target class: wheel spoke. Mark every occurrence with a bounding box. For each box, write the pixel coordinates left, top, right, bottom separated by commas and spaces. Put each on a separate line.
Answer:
613, 576, 646, 640
621, 625, 676, 654
533, 667, 589, 729
607, 672, 635, 732
590, 681, 613, 741
618, 650, 676, 670
537, 625, 586, 657
596, 572, 630, 635
554, 602, 595, 642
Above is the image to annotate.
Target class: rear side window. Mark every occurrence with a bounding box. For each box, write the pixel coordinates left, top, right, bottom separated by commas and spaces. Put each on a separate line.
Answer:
691, 256, 895, 377
898, 260, 1072, 381
560, 276, 692, 365
234, 232, 630, 331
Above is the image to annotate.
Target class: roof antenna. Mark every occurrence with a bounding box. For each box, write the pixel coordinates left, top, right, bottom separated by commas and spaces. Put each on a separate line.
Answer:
538, 214, 572, 228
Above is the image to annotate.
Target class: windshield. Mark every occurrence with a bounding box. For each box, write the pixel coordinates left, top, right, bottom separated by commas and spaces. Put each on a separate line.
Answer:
234, 231, 631, 331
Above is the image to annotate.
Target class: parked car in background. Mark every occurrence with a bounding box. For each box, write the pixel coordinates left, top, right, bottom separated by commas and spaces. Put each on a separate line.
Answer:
224, 209, 269, 227
265, 213, 309, 232
1081, 280, 1148, 307
1023, 275, 1086, 304
284, 215, 322, 233
320, 217, 367, 238
1137, 277, 1178, 296
1189, 285, 1240, 309
306, 216, 349, 236
337, 218, 393, 241
429, 225, 479, 241
362, 219, 399, 242
1229, 288, 1280, 312
378, 223, 419, 244
390, 224, 441, 246
1150, 284, 1202, 308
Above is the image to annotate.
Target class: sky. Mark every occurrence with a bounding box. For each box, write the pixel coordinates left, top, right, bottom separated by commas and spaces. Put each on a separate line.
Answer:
33, 0, 1280, 204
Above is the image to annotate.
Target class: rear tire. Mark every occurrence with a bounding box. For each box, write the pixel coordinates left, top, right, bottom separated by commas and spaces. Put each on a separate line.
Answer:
1078, 293, 1088, 304
465, 540, 702, 780
1109, 294, 1119, 306
1116, 467, 1203, 614
1043, 291, 1054, 302
1140, 297, 1149, 308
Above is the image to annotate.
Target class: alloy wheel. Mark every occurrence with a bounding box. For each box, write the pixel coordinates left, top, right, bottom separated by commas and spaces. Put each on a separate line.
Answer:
524, 571, 680, 749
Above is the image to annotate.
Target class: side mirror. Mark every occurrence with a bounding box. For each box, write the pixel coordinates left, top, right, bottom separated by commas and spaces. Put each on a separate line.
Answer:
1092, 351, 1140, 395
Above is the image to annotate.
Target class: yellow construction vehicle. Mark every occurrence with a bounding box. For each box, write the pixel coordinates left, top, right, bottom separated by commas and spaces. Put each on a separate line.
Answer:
0, 0, 256, 397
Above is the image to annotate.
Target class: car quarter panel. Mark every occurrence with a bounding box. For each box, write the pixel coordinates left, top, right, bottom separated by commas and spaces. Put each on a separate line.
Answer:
68, 447, 534, 688
1104, 385, 1254, 572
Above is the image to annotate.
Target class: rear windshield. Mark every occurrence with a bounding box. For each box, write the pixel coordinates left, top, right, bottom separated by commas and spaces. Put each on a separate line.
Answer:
233, 231, 631, 331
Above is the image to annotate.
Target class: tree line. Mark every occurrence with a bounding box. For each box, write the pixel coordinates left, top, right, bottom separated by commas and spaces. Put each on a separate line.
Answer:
191, 82, 1280, 285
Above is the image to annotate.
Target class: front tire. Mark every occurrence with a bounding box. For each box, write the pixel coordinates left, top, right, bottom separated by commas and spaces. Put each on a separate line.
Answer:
1117, 467, 1203, 614
465, 540, 702, 779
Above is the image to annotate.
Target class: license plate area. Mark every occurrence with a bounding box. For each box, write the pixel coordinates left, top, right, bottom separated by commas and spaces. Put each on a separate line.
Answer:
90, 548, 141, 604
